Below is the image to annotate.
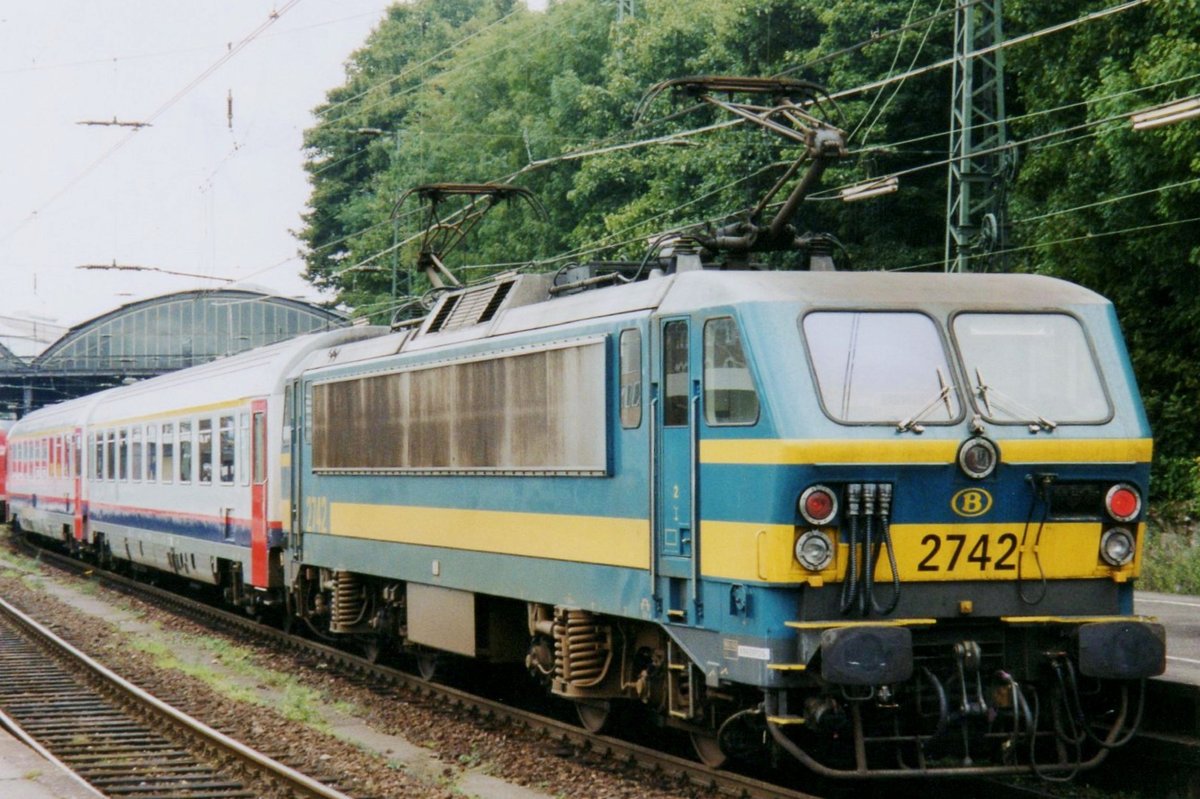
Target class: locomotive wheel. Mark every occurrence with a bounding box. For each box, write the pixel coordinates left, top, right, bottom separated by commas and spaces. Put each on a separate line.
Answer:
416, 651, 441, 681
575, 699, 612, 733
690, 731, 728, 769
281, 593, 296, 635
360, 637, 383, 664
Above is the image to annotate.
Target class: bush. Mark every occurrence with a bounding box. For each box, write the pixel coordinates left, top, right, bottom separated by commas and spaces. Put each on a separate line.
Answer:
1139, 515, 1200, 595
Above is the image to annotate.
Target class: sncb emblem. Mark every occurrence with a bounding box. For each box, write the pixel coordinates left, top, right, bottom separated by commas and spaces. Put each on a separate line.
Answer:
951, 488, 993, 518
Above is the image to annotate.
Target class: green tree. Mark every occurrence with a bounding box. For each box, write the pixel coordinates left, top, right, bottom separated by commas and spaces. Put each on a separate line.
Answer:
1006, 0, 1200, 499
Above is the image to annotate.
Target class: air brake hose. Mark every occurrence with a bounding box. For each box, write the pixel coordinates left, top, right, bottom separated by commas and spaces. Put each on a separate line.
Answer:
861, 484, 877, 617
839, 484, 863, 615
871, 484, 901, 616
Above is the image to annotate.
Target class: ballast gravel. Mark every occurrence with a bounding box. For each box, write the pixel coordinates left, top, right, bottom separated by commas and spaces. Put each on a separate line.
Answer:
0, 546, 711, 799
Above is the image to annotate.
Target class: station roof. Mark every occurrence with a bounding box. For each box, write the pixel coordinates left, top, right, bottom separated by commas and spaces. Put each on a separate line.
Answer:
0, 288, 348, 416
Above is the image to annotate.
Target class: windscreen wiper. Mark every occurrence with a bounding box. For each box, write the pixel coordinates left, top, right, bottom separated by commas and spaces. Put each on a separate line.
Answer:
896, 368, 956, 434
973, 368, 1057, 432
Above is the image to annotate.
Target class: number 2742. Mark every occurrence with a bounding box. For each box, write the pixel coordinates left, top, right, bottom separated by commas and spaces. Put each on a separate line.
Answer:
916, 533, 1018, 573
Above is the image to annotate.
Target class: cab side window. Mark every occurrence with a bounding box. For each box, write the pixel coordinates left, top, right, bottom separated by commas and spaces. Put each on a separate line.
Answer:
619, 329, 642, 429
703, 317, 760, 425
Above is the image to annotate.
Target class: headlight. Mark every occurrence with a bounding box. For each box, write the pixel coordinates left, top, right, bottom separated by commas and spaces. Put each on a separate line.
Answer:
957, 436, 999, 480
798, 485, 838, 526
1100, 528, 1135, 566
795, 530, 834, 571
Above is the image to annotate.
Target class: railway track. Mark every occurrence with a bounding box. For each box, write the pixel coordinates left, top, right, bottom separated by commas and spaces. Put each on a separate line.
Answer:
0, 591, 357, 799
18, 536, 1187, 799
19, 539, 823, 799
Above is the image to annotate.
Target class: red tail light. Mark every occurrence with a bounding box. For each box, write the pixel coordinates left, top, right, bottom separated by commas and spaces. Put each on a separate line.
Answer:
1105, 484, 1141, 522
799, 485, 838, 525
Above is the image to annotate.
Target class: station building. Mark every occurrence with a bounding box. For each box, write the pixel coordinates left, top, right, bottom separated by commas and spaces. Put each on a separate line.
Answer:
0, 289, 347, 416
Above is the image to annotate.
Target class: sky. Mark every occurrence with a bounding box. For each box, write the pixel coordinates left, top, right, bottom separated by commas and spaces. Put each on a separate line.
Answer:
0, 1, 408, 353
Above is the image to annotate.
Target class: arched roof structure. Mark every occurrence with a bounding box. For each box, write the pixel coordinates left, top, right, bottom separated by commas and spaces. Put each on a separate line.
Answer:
0, 289, 347, 416
35, 289, 345, 374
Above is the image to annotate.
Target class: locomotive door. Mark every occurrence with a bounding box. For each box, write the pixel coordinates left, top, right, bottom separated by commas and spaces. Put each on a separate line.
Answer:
656, 318, 701, 622
249, 400, 269, 588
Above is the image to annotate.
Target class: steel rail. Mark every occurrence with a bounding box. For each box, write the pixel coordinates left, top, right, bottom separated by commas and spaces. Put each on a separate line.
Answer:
0, 591, 356, 799
28, 536, 1160, 799
24, 540, 821, 799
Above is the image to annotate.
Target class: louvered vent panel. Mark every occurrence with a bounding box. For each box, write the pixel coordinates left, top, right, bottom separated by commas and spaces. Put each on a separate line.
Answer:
427, 281, 514, 333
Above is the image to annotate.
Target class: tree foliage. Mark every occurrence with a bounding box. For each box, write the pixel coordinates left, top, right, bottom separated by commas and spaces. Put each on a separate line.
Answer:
298, 0, 1199, 498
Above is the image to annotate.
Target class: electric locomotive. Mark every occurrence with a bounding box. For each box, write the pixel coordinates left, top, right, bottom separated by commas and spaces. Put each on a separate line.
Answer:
6, 75, 1164, 778
281, 264, 1161, 777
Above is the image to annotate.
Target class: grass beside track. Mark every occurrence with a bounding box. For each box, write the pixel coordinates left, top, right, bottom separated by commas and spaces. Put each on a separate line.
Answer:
1140, 514, 1200, 595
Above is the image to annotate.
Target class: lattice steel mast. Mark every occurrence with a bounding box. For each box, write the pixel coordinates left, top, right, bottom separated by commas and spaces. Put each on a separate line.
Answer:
944, 0, 1011, 272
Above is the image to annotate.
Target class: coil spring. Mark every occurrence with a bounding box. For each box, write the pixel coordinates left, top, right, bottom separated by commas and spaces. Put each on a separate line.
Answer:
330, 571, 367, 632
553, 609, 612, 688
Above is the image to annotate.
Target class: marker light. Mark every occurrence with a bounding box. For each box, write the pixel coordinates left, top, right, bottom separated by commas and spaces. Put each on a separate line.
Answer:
799, 485, 838, 526
1105, 484, 1142, 522
957, 437, 999, 480
1100, 528, 1135, 567
796, 530, 835, 571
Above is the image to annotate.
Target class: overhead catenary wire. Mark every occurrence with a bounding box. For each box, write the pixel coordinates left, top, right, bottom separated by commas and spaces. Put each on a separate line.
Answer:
0, 6, 388, 76
849, 0, 927, 142
0, 1, 304, 247
319, 7, 575, 134
304, 0, 1128, 271
773, 2, 967, 78
303, 0, 1162, 309
853, 0, 946, 146
852, 70, 1200, 157
307, 62, 1197, 286
316, 7, 523, 124
810, 103, 1149, 201
1009, 176, 1200, 226
824, 0, 1152, 104
887, 215, 1200, 273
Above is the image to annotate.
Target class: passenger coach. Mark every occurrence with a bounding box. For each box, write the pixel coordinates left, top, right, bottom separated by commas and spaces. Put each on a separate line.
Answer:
8, 327, 378, 599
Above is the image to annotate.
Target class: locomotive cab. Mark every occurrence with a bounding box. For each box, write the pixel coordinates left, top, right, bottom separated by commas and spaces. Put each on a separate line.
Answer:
681, 270, 1163, 776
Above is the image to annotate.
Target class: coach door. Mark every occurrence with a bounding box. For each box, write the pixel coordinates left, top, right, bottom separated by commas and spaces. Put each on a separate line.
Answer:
249, 400, 269, 587
655, 318, 701, 623
72, 429, 84, 541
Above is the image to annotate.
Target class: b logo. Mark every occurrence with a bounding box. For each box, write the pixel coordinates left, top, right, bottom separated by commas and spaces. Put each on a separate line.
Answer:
951, 488, 992, 517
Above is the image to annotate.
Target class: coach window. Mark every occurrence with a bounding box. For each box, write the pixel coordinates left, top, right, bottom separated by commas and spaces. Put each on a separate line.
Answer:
161, 423, 175, 484
91, 435, 100, 479
118, 429, 129, 481
132, 427, 143, 481
198, 419, 213, 484
663, 321, 689, 426
146, 425, 157, 482
219, 415, 235, 484
619, 329, 642, 429
178, 421, 193, 483
105, 431, 115, 481
704, 317, 759, 425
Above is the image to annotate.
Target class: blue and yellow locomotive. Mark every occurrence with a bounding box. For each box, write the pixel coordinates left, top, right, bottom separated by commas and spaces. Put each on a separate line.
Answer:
281, 265, 1162, 776
7, 75, 1163, 778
